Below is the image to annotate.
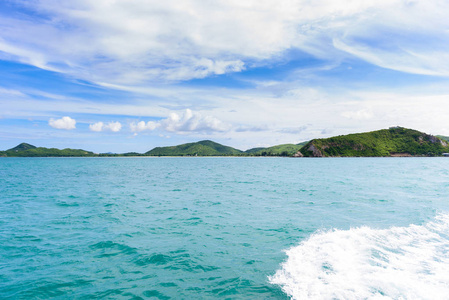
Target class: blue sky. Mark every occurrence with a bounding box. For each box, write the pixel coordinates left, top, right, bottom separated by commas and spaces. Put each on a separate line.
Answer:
1, 0, 449, 153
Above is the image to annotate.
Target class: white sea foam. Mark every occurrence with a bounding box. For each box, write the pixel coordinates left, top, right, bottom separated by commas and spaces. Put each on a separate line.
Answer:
270, 214, 449, 299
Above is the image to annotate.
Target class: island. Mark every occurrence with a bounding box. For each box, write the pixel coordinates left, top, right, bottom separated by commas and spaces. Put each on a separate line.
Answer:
0, 143, 96, 157
299, 127, 449, 157
1, 127, 449, 157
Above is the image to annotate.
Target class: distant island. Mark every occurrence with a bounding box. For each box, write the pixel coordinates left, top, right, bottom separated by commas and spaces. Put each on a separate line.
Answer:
146, 140, 308, 157
0, 143, 96, 157
1, 127, 449, 157
299, 127, 449, 157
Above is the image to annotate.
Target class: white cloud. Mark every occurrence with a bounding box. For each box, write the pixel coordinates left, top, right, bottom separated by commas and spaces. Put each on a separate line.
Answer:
48, 116, 76, 130
89, 121, 122, 132
129, 121, 160, 132
0, 87, 26, 97
130, 109, 231, 134
89, 122, 104, 132
341, 109, 374, 120
2, 0, 449, 85
106, 121, 122, 132
278, 126, 309, 134
161, 109, 231, 133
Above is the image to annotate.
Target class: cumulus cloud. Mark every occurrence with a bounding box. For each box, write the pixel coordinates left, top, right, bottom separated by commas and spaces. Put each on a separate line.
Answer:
129, 121, 160, 132
106, 122, 122, 132
2, 0, 449, 85
89, 122, 103, 132
89, 121, 122, 132
48, 116, 76, 130
161, 109, 231, 133
130, 109, 231, 134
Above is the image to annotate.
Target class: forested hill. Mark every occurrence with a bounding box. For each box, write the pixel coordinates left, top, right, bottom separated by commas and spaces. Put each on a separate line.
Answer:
244, 142, 306, 156
0, 143, 95, 157
146, 140, 308, 156
299, 127, 449, 157
3, 128, 449, 157
145, 140, 243, 156
437, 135, 449, 142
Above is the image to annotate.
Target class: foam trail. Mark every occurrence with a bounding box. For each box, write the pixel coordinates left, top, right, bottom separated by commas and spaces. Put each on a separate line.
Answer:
270, 214, 449, 299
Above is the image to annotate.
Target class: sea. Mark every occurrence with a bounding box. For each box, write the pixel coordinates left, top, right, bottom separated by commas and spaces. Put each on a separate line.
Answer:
1, 157, 449, 299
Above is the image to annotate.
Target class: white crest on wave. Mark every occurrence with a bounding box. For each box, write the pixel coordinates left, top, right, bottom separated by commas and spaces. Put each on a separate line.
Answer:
269, 213, 449, 300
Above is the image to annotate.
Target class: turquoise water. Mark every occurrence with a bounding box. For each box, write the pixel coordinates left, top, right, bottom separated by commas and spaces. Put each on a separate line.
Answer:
1, 157, 449, 299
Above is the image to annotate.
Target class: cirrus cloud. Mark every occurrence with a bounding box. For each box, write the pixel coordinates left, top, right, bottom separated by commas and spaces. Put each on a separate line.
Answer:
2, 0, 449, 86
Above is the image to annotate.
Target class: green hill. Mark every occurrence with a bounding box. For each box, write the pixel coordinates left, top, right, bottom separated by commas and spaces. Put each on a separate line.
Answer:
244, 147, 266, 154
145, 140, 243, 156
296, 141, 309, 147
1, 143, 95, 157
300, 127, 449, 157
245, 144, 304, 156
3, 129, 448, 158
437, 135, 449, 142
8, 142, 37, 152
245, 141, 308, 156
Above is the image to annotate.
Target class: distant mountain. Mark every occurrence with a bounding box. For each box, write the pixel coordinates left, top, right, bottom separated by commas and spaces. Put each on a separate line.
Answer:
146, 140, 243, 156
245, 144, 304, 156
300, 127, 449, 157
8, 143, 37, 152
1, 143, 95, 157
437, 135, 449, 142
3, 129, 449, 158
244, 141, 308, 156
244, 147, 266, 154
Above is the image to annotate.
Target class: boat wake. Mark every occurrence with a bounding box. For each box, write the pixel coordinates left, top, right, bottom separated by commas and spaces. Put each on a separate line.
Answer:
270, 213, 449, 299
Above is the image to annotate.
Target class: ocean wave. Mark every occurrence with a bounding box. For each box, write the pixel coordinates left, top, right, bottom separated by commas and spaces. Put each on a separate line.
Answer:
270, 213, 449, 299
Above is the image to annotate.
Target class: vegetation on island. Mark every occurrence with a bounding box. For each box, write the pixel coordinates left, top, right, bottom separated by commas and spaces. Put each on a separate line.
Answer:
2, 127, 449, 158
147, 140, 309, 157
146, 140, 243, 156
245, 142, 307, 157
300, 127, 449, 157
437, 135, 449, 142
0, 143, 95, 157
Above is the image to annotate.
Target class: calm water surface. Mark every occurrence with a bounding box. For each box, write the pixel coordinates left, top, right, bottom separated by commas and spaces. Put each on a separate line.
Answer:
1, 157, 449, 299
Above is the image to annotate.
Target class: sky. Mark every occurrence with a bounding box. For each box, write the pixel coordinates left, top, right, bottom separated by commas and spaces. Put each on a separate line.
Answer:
1, 0, 449, 153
